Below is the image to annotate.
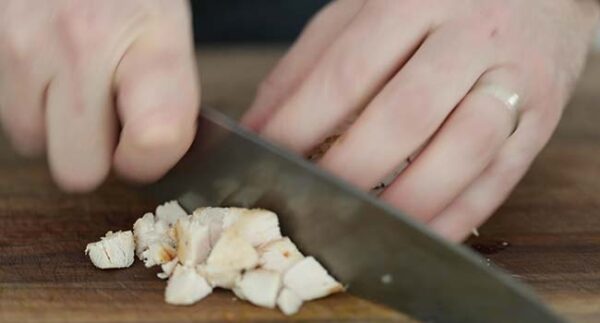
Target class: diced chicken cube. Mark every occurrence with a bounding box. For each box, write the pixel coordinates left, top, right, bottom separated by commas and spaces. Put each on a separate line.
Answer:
283, 256, 344, 301
258, 237, 304, 273
140, 242, 176, 268
157, 257, 179, 279
197, 264, 241, 289
228, 209, 281, 247
165, 265, 212, 305
155, 200, 188, 226
85, 231, 135, 269
133, 201, 187, 266
277, 288, 303, 316
175, 217, 211, 266
191, 207, 243, 246
206, 230, 259, 272
233, 269, 281, 309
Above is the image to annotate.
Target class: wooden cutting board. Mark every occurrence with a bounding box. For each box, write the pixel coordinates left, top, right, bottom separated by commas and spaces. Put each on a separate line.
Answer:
1, 48, 599, 322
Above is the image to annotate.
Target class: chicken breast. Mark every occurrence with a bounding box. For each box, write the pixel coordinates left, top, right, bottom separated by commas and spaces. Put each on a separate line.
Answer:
155, 200, 188, 225
174, 217, 211, 266
157, 257, 179, 279
133, 201, 187, 267
228, 209, 282, 247
85, 231, 135, 269
191, 207, 243, 246
206, 229, 259, 272
283, 256, 344, 301
233, 269, 281, 309
258, 237, 304, 273
277, 288, 303, 316
165, 265, 212, 305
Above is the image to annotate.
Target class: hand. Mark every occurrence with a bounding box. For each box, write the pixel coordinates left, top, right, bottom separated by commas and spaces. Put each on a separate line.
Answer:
243, 0, 600, 241
0, 0, 199, 191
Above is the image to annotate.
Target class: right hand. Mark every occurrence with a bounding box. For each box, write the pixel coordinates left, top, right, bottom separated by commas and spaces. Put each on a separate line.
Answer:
0, 0, 200, 191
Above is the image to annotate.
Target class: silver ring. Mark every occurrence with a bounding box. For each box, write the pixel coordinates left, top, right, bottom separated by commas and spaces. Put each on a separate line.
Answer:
477, 84, 521, 134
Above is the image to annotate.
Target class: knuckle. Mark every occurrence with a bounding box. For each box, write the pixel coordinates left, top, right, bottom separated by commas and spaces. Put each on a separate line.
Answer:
0, 27, 39, 64
55, 3, 110, 56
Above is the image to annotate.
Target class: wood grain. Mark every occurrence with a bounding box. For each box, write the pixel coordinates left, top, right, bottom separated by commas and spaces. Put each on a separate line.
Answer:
1, 47, 599, 322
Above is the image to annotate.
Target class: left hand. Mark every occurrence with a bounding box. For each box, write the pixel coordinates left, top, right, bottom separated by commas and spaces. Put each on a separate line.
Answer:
242, 0, 600, 241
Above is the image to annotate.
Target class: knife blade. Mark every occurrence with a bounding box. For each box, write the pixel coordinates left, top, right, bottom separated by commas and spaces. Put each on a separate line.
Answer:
146, 106, 563, 323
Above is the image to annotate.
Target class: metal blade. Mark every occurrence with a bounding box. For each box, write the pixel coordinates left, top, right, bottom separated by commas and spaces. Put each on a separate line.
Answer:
146, 106, 563, 323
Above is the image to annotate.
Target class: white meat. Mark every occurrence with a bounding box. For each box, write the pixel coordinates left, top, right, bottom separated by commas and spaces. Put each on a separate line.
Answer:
174, 217, 211, 266
258, 237, 304, 273
85, 231, 135, 269
228, 209, 282, 247
206, 230, 259, 272
277, 288, 303, 316
140, 242, 177, 268
165, 265, 212, 305
283, 256, 344, 301
233, 269, 281, 309
157, 257, 179, 279
155, 200, 188, 225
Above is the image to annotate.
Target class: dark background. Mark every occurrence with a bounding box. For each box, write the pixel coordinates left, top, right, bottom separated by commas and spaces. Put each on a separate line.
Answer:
191, 0, 330, 43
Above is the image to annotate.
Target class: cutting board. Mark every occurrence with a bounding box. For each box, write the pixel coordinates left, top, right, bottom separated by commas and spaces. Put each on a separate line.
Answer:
1, 48, 600, 322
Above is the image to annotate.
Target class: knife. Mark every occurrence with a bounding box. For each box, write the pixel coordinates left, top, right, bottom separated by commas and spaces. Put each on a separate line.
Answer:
147, 106, 563, 323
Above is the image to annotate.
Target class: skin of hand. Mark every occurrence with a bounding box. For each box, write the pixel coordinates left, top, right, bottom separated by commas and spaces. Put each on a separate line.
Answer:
243, 0, 600, 241
0, 0, 200, 191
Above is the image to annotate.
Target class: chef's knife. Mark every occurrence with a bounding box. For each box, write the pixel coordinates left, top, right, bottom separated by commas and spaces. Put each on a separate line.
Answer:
147, 106, 563, 323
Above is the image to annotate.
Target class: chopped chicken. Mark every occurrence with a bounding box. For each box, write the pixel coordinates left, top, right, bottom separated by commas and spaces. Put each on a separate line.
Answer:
197, 264, 241, 289
258, 237, 304, 273
228, 209, 282, 247
174, 217, 211, 266
155, 200, 188, 225
233, 269, 281, 309
283, 256, 344, 301
157, 257, 179, 279
87, 204, 344, 316
277, 288, 303, 316
133, 201, 187, 267
165, 265, 212, 305
85, 231, 135, 269
206, 229, 259, 272
192, 207, 243, 246
140, 241, 176, 268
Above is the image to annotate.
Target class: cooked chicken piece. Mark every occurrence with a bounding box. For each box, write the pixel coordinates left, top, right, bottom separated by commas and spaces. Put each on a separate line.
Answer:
206, 230, 259, 272
228, 209, 282, 247
165, 265, 212, 305
85, 231, 135, 269
283, 256, 344, 301
155, 200, 188, 226
277, 288, 303, 316
191, 207, 243, 246
157, 257, 179, 279
133, 201, 187, 266
233, 269, 281, 309
258, 237, 304, 273
175, 217, 211, 266
140, 242, 177, 268
196, 264, 241, 289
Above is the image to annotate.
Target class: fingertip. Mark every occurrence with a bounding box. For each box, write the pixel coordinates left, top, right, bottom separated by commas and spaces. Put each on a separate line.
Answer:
49, 158, 109, 193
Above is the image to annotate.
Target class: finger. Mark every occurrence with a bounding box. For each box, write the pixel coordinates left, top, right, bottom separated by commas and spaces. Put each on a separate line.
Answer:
0, 6, 53, 156
428, 104, 561, 242
319, 22, 495, 190
381, 68, 522, 222
261, 1, 442, 153
241, 0, 366, 131
0, 50, 50, 156
45, 4, 133, 192
113, 4, 199, 183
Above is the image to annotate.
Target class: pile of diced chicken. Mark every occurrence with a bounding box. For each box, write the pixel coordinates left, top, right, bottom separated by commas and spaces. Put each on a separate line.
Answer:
85, 201, 343, 315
